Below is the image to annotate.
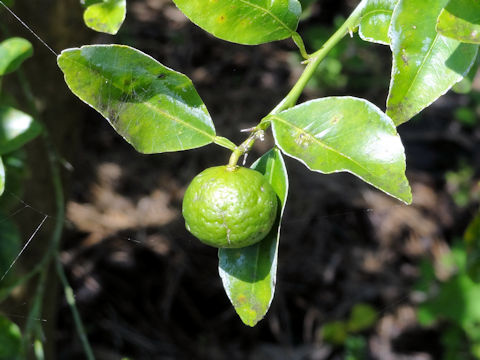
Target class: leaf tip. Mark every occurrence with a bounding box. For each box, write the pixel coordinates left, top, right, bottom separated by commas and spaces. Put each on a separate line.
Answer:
238, 309, 262, 327
398, 183, 413, 205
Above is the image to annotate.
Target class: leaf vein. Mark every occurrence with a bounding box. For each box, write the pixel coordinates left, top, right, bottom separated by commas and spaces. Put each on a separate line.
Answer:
62, 53, 215, 144
237, 0, 293, 33
270, 115, 371, 174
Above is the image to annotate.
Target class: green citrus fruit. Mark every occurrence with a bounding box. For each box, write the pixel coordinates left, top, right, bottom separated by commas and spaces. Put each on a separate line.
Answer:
182, 165, 278, 248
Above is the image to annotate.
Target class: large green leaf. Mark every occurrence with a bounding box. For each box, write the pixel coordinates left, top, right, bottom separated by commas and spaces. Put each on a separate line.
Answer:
437, 0, 480, 44
83, 0, 126, 35
0, 157, 4, 196
386, 0, 479, 126
269, 97, 411, 204
0, 315, 22, 360
0, 106, 42, 155
57, 45, 216, 154
358, 0, 399, 45
171, 0, 301, 45
219, 148, 288, 327
0, 38, 33, 76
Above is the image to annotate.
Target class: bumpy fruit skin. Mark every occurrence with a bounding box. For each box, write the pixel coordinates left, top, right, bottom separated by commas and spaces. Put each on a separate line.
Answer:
182, 166, 278, 248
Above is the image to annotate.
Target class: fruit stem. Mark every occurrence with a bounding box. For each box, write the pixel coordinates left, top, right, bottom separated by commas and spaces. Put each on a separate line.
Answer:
227, 129, 264, 169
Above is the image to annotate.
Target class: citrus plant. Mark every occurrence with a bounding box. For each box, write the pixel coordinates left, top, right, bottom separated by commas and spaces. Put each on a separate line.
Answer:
0, 0, 479, 347
52, 0, 480, 327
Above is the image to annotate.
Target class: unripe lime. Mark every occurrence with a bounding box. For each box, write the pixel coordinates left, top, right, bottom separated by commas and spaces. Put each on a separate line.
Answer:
182, 166, 278, 248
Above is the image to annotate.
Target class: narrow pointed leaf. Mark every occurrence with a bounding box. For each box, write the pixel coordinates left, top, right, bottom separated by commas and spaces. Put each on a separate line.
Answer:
0, 38, 33, 76
0, 157, 4, 196
172, 0, 301, 45
57, 45, 216, 153
359, 0, 399, 45
219, 148, 288, 327
0, 107, 42, 155
270, 97, 411, 204
437, 0, 480, 44
386, 0, 478, 126
83, 0, 126, 35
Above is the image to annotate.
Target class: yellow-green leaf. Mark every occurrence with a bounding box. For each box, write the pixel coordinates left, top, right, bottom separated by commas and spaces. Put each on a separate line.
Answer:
270, 97, 412, 204
83, 0, 126, 35
437, 0, 480, 44
0, 107, 42, 155
386, 0, 478, 125
172, 0, 301, 45
359, 0, 399, 45
0, 37, 32, 76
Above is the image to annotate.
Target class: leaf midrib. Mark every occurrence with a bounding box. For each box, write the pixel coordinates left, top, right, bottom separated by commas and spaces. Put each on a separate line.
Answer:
270, 115, 371, 175
396, 32, 440, 108
60, 51, 216, 144
237, 0, 294, 34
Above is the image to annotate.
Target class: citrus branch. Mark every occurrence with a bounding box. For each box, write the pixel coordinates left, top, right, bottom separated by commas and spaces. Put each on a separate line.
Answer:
227, 0, 367, 165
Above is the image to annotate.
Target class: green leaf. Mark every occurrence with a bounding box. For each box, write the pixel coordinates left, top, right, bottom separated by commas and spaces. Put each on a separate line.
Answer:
0, 315, 22, 360
359, 0, 399, 45
322, 321, 348, 345
419, 273, 480, 328
0, 151, 27, 212
213, 136, 236, 151
386, 0, 479, 126
219, 148, 288, 327
269, 97, 412, 204
346, 303, 378, 333
0, 38, 33, 76
0, 157, 4, 196
171, 0, 301, 45
437, 0, 480, 44
83, 0, 126, 35
0, 106, 42, 155
57, 45, 216, 154
451, 54, 480, 93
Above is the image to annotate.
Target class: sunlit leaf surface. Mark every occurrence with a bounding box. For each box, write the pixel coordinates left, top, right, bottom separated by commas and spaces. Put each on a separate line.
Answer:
386, 0, 478, 125
58, 45, 216, 154
172, 0, 301, 45
270, 97, 411, 204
